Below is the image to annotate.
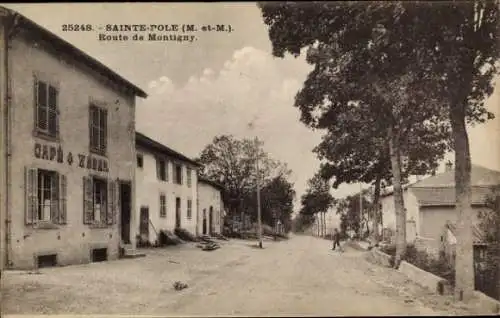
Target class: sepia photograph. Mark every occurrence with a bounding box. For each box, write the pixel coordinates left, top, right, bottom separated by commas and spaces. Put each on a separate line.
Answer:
0, 1, 500, 316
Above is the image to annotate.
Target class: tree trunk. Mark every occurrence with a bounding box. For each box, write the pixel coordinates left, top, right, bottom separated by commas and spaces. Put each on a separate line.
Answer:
320, 212, 323, 237
324, 211, 328, 237
322, 212, 326, 237
389, 127, 406, 268
317, 214, 320, 237
372, 174, 382, 243
450, 102, 474, 302
324, 211, 327, 237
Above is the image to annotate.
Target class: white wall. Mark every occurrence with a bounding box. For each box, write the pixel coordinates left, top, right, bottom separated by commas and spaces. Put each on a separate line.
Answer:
380, 190, 419, 242
8, 30, 137, 268
197, 182, 223, 235
135, 147, 198, 244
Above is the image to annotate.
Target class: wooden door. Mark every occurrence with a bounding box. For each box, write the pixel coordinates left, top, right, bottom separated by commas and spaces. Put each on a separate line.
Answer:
175, 197, 181, 228
139, 207, 149, 241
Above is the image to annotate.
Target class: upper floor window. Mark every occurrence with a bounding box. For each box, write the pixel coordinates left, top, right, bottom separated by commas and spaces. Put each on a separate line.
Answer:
174, 163, 183, 185
137, 154, 144, 168
35, 79, 59, 139
156, 157, 167, 181
89, 104, 108, 155
187, 168, 192, 188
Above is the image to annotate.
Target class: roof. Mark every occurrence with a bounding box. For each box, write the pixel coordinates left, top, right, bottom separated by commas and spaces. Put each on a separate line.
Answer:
135, 132, 202, 168
411, 165, 500, 188
409, 165, 500, 207
446, 222, 487, 245
1, 6, 147, 98
198, 176, 225, 191
413, 186, 495, 207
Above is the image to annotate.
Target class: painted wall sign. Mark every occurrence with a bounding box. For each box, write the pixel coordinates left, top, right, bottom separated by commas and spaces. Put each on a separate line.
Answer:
34, 142, 109, 172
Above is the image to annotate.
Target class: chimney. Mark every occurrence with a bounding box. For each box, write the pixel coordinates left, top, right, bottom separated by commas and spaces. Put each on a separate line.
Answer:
445, 160, 453, 172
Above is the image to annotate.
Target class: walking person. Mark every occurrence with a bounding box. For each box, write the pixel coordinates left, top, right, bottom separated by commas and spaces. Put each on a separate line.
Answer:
331, 228, 343, 252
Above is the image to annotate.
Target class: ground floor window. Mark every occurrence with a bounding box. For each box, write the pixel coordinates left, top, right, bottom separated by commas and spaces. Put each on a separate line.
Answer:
25, 167, 67, 225
83, 176, 117, 226
159, 193, 167, 218
187, 199, 192, 219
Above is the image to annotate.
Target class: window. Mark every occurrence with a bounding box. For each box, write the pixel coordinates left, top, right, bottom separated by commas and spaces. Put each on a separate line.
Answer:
92, 178, 107, 223
137, 154, 143, 168
25, 168, 66, 225
187, 168, 192, 188
83, 176, 117, 226
174, 164, 183, 185
89, 104, 107, 155
37, 170, 56, 222
159, 194, 167, 218
156, 157, 167, 181
187, 199, 192, 219
34, 79, 59, 138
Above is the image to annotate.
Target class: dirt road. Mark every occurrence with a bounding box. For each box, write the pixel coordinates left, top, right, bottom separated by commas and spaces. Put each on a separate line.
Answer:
0, 235, 489, 316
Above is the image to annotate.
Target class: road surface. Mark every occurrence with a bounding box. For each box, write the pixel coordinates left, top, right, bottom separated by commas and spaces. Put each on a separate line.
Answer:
1, 235, 487, 316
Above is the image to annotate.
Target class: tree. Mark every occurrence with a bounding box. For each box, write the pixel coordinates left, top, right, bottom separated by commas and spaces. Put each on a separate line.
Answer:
198, 135, 293, 230
259, 1, 451, 266
409, 1, 499, 301
292, 213, 315, 233
337, 192, 372, 238
300, 172, 335, 236
247, 174, 296, 230
259, 2, 499, 299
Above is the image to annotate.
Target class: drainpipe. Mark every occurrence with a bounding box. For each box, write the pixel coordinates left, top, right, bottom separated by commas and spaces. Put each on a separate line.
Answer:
4, 13, 19, 269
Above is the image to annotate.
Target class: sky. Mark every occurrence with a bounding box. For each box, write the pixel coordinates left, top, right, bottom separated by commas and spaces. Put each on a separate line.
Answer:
6, 3, 500, 211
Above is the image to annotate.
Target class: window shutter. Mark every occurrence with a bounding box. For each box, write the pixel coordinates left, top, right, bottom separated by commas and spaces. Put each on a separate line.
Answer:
156, 158, 161, 179
102, 109, 108, 152
33, 78, 38, 130
89, 106, 96, 150
53, 87, 60, 136
107, 180, 116, 225
50, 172, 60, 223
25, 167, 38, 225
59, 174, 67, 224
165, 161, 169, 182
159, 194, 162, 217
100, 182, 107, 224
83, 176, 93, 224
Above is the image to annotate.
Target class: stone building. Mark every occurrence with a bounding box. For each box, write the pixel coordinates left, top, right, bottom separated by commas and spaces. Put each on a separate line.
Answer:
0, 7, 147, 269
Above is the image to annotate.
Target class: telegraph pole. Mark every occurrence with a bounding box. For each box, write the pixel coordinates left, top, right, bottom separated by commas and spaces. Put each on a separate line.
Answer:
359, 184, 363, 238
255, 137, 263, 248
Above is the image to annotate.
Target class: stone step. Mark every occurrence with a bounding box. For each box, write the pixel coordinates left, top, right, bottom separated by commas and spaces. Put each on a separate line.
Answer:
120, 243, 146, 259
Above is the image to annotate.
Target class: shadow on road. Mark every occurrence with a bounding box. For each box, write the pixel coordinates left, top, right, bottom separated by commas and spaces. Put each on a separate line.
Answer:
247, 243, 265, 249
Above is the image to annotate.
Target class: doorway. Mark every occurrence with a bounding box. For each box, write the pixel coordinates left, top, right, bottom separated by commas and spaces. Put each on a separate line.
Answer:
119, 182, 131, 244
139, 206, 149, 242
202, 209, 207, 235
175, 197, 181, 228
209, 206, 214, 235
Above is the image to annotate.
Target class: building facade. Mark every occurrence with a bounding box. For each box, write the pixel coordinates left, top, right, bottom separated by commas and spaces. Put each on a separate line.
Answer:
135, 132, 201, 245
379, 185, 419, 243
0, 7, 147, 269
409, 164, 500, 257
197, 177, 225, 236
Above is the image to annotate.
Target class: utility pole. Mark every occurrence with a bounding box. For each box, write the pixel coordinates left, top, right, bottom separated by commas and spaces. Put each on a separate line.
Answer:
359, 184, 363, 239
255, 137, 263, 249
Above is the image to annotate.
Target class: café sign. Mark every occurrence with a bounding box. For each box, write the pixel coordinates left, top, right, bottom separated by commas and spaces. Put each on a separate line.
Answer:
34, 142, 109, 173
